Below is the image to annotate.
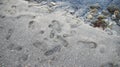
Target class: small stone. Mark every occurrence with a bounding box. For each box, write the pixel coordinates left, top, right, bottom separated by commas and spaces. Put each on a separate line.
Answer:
102, 10, 110, 16
89, 3, 100, 9
116, 14, 120, 19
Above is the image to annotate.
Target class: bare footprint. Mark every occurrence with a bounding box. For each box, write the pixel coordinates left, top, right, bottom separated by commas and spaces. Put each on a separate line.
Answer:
44, 45, 61, 56
6, 29, 14, 40
32, 41, 47, 51
49, 20, 62, 33
28, 20, 35, 29
77, 40, 97, 49
18, 54, 29, 62
56, 35, 69, 47
7, 43, 23, 51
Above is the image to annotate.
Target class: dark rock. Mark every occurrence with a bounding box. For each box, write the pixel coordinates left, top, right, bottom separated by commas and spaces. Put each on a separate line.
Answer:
107, 5, 120, 14
102, 10, 110, 16
44, 45, 61, 56
116, 14, 120, 19
89, 3, 101, 9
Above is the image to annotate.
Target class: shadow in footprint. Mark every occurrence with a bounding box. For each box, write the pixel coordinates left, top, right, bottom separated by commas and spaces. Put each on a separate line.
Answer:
6, 29, 14, 40
44, 45, 61, 56
7, 43, 23, 51
28, 20, 35, 29
56, 35, 69, 47
77, 40, 97, 49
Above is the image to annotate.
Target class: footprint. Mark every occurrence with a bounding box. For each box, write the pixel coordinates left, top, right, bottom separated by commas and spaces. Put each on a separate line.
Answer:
6, 29, 14, 40
16, 64, 22, 67
116, 47, 120, 57
18, 54, 29, 62
28, 20, 35, 29
32, 41, 47, 51
7, 43, 15, 50
50, 30, 55, 38
39, 30, 45, 34
101, 62, 114, 67
14, 46, 23, 51
0, 15, 5, 18
56, 35, 69, 47
50, 20, 62, 33
77, 40, 97, 49
44, 45, 61, 56
7, 43, 23, 51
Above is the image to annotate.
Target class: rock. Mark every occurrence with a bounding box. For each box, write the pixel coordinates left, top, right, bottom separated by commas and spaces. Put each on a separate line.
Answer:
102, 10, 110, 16
116, 14, 120, 19
44, 45, 61, 56
107, 5, 120, 14
48, 2, 56, 7
89, 3, 101, 9
87, 14, 93, 19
